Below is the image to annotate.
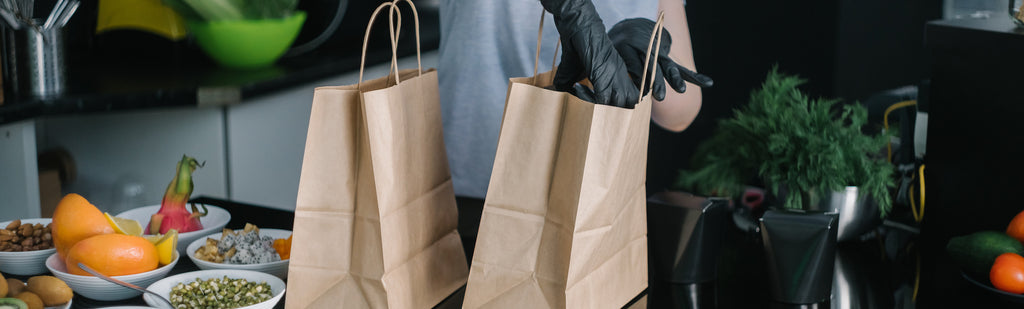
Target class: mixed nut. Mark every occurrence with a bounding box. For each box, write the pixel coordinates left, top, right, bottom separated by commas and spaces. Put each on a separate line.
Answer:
0, 220, 53, 252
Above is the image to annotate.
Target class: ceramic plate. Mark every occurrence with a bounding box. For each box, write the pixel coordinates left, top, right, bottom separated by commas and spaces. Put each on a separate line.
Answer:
962, 270, 1024, 304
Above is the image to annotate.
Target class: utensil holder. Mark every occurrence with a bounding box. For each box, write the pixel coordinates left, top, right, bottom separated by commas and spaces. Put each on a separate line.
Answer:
2, 24, 66, 100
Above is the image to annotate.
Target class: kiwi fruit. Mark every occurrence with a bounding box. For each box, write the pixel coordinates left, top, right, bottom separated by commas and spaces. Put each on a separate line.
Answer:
2, 281, 23, 299
12, 292, 38, 309
0, 298, 27, 309
0, 273, 6, 297
25, 276, 71, 306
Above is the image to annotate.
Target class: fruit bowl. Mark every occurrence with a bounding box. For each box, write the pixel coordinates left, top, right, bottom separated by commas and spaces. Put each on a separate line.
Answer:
45, 252, 179, 301
44, 300, 72, 309
115, 204, 231, 254
144, 269, 286, 309
962, 270, 1024, 305
0, 218, 56, 275
186, 229, 292, 279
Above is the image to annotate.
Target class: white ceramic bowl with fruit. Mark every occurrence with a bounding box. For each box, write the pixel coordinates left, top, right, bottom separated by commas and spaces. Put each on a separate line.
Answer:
45, 252, 180, 301
0, 218, 56, 275
144, 269, 286, 309
186, 228, 292, 279
116, 204, 231, 254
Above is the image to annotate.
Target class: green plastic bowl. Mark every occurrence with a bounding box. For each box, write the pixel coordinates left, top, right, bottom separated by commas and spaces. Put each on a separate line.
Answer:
187, 11, 306, 69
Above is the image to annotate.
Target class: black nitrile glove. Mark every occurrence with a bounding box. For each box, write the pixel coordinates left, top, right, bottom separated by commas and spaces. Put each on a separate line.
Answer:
608, 18, 713, 101
540, 0, 639, 108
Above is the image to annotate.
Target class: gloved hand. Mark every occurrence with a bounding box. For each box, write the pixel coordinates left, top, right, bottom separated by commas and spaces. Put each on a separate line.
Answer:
608, 18, 713, 101
540, 0, 639, 108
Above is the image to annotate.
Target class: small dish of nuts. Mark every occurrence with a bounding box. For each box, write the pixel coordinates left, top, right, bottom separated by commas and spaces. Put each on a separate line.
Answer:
0, 218, 57, 276
144, 269, 285, 309
186, 227, 292, 280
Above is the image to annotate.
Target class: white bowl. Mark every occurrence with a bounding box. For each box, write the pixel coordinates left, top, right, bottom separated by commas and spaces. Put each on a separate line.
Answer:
43, 299, 72, 309
186, 229, 291, 279
144, 269, 285, 309
45, 252, 180, 301
115, 204, 231, 254
0, 218, 56, 275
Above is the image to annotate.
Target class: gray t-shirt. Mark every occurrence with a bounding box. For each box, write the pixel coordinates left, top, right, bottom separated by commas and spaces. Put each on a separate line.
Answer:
439, 0, 659, 199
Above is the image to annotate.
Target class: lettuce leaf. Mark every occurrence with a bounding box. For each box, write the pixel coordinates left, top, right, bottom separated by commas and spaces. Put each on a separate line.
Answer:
163, 0, 298, 21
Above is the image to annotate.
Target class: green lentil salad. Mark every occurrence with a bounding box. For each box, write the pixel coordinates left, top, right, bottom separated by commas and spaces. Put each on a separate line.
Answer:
169, 276, 274, 309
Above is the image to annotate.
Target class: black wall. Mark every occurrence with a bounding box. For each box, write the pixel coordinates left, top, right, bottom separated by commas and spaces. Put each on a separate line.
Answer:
646, 0, 942, 195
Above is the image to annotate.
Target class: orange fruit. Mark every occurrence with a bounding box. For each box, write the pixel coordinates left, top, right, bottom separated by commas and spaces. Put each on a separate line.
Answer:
1008, 209, 1024, 244
104, 213, 143, 236
992, 252, 1024, 294
52, 194, 115, 260
64, 234, 158, 276
146, 229, 178, 266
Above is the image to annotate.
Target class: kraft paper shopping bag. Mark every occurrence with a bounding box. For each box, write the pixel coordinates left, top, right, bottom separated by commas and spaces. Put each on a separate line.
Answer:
463, 12, 669, 309
287, 2, 468, 308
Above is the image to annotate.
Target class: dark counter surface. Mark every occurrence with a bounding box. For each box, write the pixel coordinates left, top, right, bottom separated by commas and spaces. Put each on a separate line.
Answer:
13, 195, 912, 309
41, 196, 633, 309
0, 6, 440, 125
2, 192, 1001, 308
925, 16, 1024, 51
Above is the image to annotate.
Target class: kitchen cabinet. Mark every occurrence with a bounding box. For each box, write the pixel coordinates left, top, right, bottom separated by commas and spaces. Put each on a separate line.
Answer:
0, 6, 441, 220
35, 107, 230, 214
0, 52, 438, 220
0, 120, 40, 220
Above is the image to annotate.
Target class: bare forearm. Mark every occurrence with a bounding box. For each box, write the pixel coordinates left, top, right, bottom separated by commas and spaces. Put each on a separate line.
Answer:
653, 0, 702, 132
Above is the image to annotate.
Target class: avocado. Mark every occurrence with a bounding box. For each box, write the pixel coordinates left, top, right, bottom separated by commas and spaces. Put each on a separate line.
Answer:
0, 298, 28, 309
947, 230, 1024, 278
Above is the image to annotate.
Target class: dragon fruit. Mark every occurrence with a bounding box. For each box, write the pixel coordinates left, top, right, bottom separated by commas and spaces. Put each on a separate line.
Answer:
147, 155, 207, 234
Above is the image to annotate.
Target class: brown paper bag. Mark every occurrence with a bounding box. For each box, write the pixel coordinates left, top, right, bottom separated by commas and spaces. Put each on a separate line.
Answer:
462, 12, 670, 309
287, 2, 468, 308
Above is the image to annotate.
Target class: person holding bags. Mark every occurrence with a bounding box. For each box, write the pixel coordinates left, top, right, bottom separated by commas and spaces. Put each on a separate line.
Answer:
458, 0, 711, 306
539, 0, 712, 108
288, 0, 712, 307
439, 0, 712, 200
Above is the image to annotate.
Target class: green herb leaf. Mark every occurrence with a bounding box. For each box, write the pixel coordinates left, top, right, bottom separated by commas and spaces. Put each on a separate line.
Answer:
676, 66, 895, 216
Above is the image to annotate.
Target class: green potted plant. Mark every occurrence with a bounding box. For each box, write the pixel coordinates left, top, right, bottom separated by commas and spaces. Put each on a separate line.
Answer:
677, 66, 894, 216
677, 67, 894, 305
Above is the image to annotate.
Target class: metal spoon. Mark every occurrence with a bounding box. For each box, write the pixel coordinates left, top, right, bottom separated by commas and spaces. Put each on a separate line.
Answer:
76, 263, 174, 309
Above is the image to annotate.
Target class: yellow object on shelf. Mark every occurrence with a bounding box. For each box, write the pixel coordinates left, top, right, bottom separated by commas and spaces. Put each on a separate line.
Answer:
96, 0, 188, 41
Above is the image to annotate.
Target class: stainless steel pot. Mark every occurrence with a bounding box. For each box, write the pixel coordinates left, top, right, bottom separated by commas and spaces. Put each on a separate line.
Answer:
776, 186, 883, 242
807, 186, 882, 242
